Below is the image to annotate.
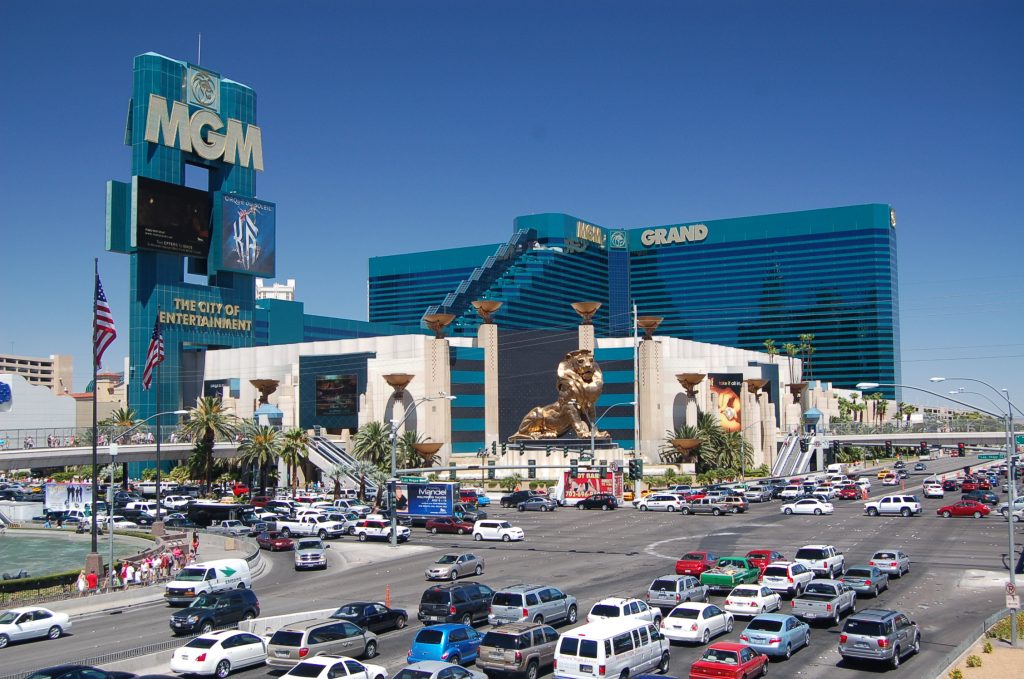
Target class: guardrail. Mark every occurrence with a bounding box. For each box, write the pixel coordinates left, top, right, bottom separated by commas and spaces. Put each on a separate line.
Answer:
0, 636, 192, 679
933, 607, 1010, 679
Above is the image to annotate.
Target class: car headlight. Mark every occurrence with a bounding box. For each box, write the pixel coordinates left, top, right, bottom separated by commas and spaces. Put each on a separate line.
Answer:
187, 615, 199, 622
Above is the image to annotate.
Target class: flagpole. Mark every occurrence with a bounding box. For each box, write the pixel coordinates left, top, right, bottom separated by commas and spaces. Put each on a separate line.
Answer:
154, 307, 164, 534
90, 260, 99, 554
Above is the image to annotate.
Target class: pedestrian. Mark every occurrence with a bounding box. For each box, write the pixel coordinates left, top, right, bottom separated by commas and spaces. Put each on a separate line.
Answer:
173, 545, 184, 568
85, 570, 98, 594
76, 570, 87, 597
161, 552, 171, 578
191, 530, 200, 557
140, 559, 151, 584
133, 563, 143, 586
120, 562, 129, 589
124, 562, 136, 587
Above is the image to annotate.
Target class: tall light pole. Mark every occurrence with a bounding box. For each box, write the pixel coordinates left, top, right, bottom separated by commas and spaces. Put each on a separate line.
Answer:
389, 393, 456, 547
931, 376, 1021, 647
590, 401, 637, 463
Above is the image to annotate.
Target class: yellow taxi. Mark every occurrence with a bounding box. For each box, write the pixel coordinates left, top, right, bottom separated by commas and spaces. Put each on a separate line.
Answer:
877, 469, 892, 479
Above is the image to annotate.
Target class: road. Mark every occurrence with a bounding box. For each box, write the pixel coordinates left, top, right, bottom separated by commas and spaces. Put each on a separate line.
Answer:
2, 453, 1016, 679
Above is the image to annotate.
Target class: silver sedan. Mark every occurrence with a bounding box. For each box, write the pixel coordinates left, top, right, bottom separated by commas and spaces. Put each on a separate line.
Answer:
424, 552, 485, 581
868, 549, 910, 577
517, 497, 558, 512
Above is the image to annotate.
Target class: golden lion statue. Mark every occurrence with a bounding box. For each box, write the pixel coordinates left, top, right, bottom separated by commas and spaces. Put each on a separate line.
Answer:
509, 349, 609, 440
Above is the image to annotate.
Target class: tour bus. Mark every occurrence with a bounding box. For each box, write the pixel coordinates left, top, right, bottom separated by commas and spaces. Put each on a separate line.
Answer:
186, 502, 259, 528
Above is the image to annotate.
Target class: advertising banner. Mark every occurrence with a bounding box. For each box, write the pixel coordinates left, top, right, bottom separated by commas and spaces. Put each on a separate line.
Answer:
315, 374, 358, 416
217, 194, 276, 276
709, 373, 743, 433
133, 176, 212, 258
394, 483, 455, 518
562, 471, 623, 501
45, 482, 93, 513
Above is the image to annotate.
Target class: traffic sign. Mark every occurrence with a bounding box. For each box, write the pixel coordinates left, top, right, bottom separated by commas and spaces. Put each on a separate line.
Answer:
399, 476, 427, 483
978, 454, 1003, 460
1006, 582, 1017, 597
1007, 594, 1020, 610
1016, 434, 1024, 445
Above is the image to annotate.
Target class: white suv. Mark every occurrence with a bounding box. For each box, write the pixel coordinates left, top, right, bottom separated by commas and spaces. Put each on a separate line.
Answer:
759, 561, 815, 597
636, 494, 685, 512
794, 544, 845, 578
473, 520, 524, 542
864, 495, 922, 517
587, 597, 661, 624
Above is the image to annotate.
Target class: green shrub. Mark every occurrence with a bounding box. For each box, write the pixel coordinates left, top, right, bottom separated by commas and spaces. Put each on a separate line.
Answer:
965, 655, 982, 668
982, 640, 993, 654
528, 482, 538, 490
987, 611, 1024, 641
948, 669, 963, 679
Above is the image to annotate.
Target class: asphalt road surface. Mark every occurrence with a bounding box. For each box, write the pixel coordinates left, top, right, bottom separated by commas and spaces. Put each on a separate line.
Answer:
3, 454, 1017, 679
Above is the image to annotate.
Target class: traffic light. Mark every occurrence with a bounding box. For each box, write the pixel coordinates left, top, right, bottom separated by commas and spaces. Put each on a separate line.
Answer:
487, 461, 496, 480
449, 466, 457, 480
570, 457, 578, 474
920, 441, 928, 453
500, 442, 507, 456
799, 438, 809, 453
831, 440, 841, 456
958, 442, 966, 456
885, 440, 893, 456
528, 460, 537, 479
491, 441, 497, 455
628, 458, 643, 480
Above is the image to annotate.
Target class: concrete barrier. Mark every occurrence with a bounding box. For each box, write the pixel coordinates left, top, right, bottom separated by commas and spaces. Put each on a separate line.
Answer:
239, 607, 335, 637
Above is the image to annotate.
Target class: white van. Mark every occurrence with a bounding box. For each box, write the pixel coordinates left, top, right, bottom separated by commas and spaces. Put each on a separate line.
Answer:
164, 558, 252, 605
554, 618, 670, 679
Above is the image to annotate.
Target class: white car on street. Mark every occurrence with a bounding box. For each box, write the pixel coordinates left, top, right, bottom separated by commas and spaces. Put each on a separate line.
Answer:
722, 585, 782, 617
282, 655, 388, 679
587, 597, 660, 624
659, 602, 734, 644
923, 483, 944, 498
162, 495, 194, 510
636, 494, 685, 512
472, 520, 524, 542
759, 561, 815, 597
101, 515, 140, 529
854, 478, 872, 492
780, 498, 834, 515
169, 630, 268, 677
0, 607, 71, 648
778, 485, 803, 500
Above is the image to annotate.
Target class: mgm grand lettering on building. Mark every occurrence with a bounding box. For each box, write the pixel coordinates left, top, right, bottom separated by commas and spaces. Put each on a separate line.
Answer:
158, 298, 253, 332
640, 223, 709, 247
576, 220, 606, 247
144, 94, 264, 171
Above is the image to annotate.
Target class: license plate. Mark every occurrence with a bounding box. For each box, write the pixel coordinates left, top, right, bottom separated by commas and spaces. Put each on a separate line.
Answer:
181, 655, 189, 660
855, 642, 869, 648
805, 613, 818, 618
491, 652, 504, 659
580, 665, 592, 673
172, 621, 183, 627
276, 651, 289, 657
428, 616, 444, 621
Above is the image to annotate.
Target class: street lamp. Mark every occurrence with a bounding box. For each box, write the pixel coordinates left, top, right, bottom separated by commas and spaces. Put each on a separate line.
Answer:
389, 393, 456, 547
861, 379, 1020, 647
113, 410, 189, 524
590, 401, 636, 463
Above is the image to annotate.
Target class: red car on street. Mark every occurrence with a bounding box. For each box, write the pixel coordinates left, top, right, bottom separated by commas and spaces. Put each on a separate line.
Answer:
942, 479, 959, 491
688, 642, 768, 679
256, 530, 295, 551
961, 479, 990, 492
683, 491, 707, 502
231, 483, 250, 497
675, 551, 719, 576
837, 485, 861, 500
937, 500, 990, 518
250, 495, 273, 507
745, 549, 786, 573
425, 516, 475, 535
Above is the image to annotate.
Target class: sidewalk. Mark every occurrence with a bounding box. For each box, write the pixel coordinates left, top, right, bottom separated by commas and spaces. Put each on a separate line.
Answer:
58, 532, 266, 618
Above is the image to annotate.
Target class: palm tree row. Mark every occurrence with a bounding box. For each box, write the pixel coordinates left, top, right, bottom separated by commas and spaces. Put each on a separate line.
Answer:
661, 410, 754, 478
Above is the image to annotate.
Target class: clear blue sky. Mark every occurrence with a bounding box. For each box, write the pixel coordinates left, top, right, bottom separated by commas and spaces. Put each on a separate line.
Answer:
1, 1, 1021, 414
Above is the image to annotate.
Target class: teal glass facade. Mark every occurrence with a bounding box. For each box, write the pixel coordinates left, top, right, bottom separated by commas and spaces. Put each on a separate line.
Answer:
368, 204, 901, 398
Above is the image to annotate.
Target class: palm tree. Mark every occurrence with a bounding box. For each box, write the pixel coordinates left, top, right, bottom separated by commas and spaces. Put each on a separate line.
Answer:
349, 460, 380, 503
180, 396, 239, 492
104, 407, 141, 487
499, 474, 523, 493
762, 339, 778, 364
236, 421, 283, 494
719, 431, 754, 477
397, 430, 431, 471
352, 421, 394, 472
783, 343, 800, 382
281, 428, 311, 497
875, 397, 889, 426
798, 334, 815, 380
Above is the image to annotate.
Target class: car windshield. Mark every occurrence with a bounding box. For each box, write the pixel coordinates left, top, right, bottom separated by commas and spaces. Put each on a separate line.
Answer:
669, 607, 700, 619
844, 619, 887, 636
493, 593, 524, 607
680, 553, 706, 561
762, 566, 789, 577
805, 583, 833, 594
297, 540, 322, 550
795, 548, 827, 560
0, 611, 19, 624
481, 631, 525, 649
701, 648, 738, 664
651, 579, 678, 591
176, 567, 207, 582
393, 671, 433, 679
415, 629, 444, 644
288, 663, 330, 678
498, 521, 512, 529
746, 619, 783, 632
270, 630, 304, 646
590, 604, 621, 617
185, 637, 218, 649
436, 555, 459, 564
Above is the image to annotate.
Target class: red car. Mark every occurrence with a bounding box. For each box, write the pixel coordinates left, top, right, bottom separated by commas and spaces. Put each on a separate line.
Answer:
684, 491, 707, 502
689, 642, 768, 679
745, 549, 786, 573
942, 479, 959, 491
937, 500, 990, 518
960, 480, 989, 492
250, 495, 273, 507
837, 485, 861, 500
256, 530, 294, 551
231, 483, 250, 497
675, 550, 719, 576
425, 516, 475, 535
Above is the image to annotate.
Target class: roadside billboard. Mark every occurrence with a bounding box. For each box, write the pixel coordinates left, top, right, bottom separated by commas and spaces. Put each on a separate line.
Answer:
561, 471, 624, 503
394, 482, 456, 518
709, 373, 743, 433
45, 482, 93, 513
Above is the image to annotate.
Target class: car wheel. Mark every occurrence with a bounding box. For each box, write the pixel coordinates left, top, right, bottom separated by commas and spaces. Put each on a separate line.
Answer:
713, 508, 722, 516
760, 662, 768, 677
461, 613, 473, 626
518, 506, 525, 512
449, 570, 459, 580
358, 532, 367, 541
526, 660, 539, 679
458, 528, 466, 535
534, 614, 544, 624
567, 605, 578, 624
761, 606, 766, 614
668, 505, 676, 512
243, 611, 255, 620
874, 585, 881, 597
281, 527, 291, 537
577, 503, 584, 510
784, 643, 792, 659
474, 533, 482, 541
619, 671, 629, 679
431, 527, 438, 534
502, 534, 511, 542
47, 625, 62, 640
912, 634, 921, 655
784, 508, 792, 515
654, 615, 662, 626
942, 510, 952, 518
1014, 515, 1021, 523
868, 508, 878, 516
804, 631, 811, 648
701, 628, 711, 644
974, 512, 983, 518
364, 640, 377, 658
475, 564, 483, 575
450, 654, 461, 666
726, 618, 733, 633
318, 529, 328, 540
814, 508, 822, 515
833, 611, 841, 626
901, 508, 911, 517
640, 505, 648, 511
200, 620, 214, 634
658, 651, 671, 673
215, 660, 231, 679
395, 615, 407, 629
681, 507, 691, 515
602, 505, 609, 511
890, 646, 901, 669
0, 634, 8, 649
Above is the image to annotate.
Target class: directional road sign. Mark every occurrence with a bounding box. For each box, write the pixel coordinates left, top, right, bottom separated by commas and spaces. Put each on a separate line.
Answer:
978, 454, 1003, 460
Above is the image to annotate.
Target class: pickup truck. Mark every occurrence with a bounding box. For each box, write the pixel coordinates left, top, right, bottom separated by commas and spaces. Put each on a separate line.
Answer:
273, 514, 346, 539
206, 520, 252, 537
699, 557, 760, 593
790, 579, 857, 625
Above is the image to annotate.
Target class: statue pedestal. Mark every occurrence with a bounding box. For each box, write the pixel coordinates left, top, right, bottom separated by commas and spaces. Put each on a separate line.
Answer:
508, 438, 617, 451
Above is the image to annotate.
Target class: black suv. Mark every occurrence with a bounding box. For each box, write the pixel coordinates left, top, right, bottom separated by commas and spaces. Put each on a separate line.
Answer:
113, 491, 142, 509
576, 493, 618, 510
169, 589, 260, 635
500, 491, 542, 508
417, 582, 495, 626
119, 509, 156, 526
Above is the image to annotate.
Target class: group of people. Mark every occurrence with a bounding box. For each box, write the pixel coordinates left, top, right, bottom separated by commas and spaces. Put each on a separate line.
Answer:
75, 541, 198, 595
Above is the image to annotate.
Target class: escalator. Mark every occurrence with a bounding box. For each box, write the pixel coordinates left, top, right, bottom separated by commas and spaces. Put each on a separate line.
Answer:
306, 436, 378, 496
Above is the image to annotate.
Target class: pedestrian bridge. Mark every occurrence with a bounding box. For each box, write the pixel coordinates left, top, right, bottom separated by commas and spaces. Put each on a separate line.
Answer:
828, 431, 1010, 446
0, 441, 242, 471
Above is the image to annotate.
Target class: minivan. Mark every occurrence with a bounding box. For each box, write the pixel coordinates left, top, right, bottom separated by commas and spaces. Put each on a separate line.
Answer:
553, 619, 670, 679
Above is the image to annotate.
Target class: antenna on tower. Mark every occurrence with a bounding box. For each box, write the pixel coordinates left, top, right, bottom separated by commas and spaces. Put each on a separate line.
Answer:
197, 33, 202, 65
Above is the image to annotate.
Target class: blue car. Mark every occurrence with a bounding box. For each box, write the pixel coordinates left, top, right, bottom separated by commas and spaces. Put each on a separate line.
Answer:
408, 624, 482, 666
476, 495, 491, 507
739, 613, 810, 659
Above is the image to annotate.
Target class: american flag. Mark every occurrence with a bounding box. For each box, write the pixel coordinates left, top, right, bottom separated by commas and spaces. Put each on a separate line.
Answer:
93, 274, 117, 368
142, 317, 164, 390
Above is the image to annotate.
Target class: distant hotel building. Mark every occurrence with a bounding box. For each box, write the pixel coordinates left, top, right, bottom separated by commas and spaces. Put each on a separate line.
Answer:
0, 353, 73, 394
